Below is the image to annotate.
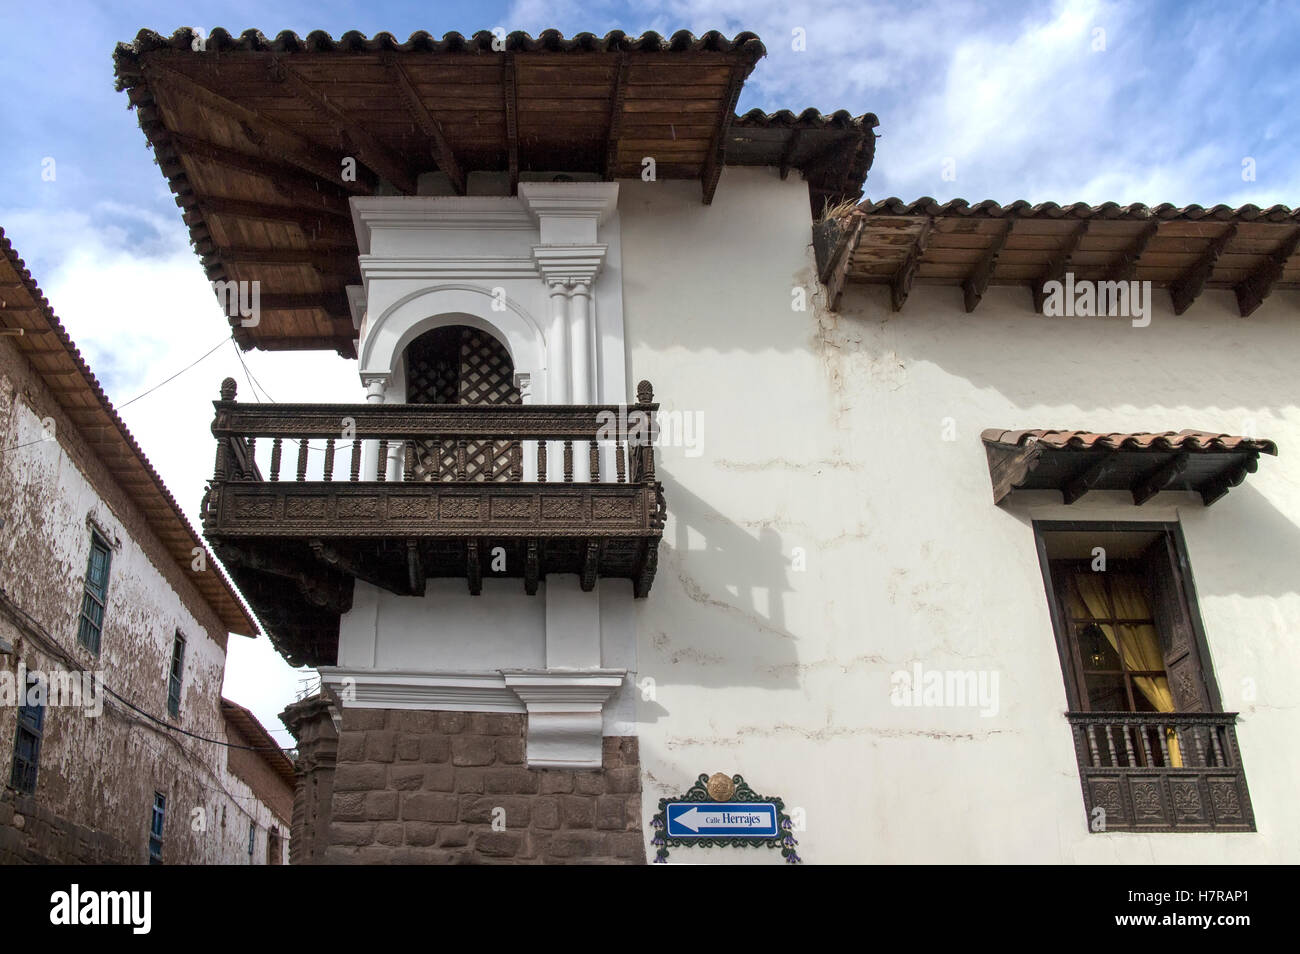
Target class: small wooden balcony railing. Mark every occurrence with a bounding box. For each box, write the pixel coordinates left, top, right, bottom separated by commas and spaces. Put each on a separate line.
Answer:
201, 378, 665, 667
1066, 712, 1253, 832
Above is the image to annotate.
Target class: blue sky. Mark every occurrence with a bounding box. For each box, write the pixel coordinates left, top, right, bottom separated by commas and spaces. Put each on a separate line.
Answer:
1, 0, 1296, 737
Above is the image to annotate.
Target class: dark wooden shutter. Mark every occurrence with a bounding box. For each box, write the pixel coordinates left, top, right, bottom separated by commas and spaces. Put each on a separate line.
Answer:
1142, 534, 1212, 712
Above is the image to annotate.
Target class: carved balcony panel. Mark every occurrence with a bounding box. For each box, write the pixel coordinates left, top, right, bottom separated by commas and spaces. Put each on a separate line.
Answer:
1066, 712, 1254, 832
202, 378, 665, 667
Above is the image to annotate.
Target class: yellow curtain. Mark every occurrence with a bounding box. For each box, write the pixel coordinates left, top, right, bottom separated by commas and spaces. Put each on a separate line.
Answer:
1068, 573, 1182, 767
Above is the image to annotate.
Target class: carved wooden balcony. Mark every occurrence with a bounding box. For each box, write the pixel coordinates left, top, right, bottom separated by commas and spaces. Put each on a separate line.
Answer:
1067, 712, 1254, 832
201, 379, 665, 667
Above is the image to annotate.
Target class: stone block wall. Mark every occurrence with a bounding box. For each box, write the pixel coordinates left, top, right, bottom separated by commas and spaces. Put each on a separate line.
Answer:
321, 708, 644, 864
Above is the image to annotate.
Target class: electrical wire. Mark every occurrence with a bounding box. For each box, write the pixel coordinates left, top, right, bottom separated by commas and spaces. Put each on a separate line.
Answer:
0, 334, 229, 455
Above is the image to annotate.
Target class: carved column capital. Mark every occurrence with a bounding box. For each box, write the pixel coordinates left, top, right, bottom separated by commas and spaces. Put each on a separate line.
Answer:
360, 373, 390, 403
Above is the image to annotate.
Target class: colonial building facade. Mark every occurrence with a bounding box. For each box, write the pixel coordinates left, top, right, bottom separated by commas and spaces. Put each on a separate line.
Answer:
0, 230, 293, 865
115, 28, 1298, 863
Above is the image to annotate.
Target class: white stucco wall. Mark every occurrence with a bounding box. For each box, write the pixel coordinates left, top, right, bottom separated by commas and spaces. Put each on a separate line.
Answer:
617, 165, 1300, 863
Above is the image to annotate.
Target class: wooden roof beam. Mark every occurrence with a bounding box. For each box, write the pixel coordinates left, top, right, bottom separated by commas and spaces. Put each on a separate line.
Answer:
1170, 223, 1237, 314
209, 246, 358, 269
143, 62, 373, 195
890, 217, 934, 312
1235, 225, 1300, 317
503, 54, 519, 196
258, 292, 352, 318
1032, 221, 1090, 313
1062, 455, 1120, 504
823, 218, 865, 311
385, 55, 466, 195
163, 133, 353, 213
1132, 453, 1190, 505
1104, 220, 1160, 283
963, 219, 1014, 313
778, 128, 804, 181
1199, 455, 1258, 505
701, 67, 747, 204
182, 198, 352, 236
603, 54, 630, 182
274, 60, 417, 195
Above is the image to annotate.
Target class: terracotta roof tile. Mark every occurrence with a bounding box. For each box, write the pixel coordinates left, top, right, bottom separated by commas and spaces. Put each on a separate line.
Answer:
855, 197, 1300, 223
980, 428, 1278, 456
116, 27, 768, 58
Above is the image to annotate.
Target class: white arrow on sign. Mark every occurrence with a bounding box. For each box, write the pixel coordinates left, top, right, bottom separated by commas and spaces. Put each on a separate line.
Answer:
674, 806, 772, 833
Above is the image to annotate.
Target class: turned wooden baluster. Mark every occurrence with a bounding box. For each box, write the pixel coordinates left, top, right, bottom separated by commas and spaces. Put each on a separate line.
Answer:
563, 440, 573, 483
1208, 725, 1226, 766
243, 438, 255, 480
349, 440, 361, 482
1137, 722, 1155, 767
1084, 724, 1101, 767
213, 437, 228, 482
1190, 724, 1207, 766
636, 381, 656, 484
1121, 720, 1136, 766
296, 438, 309, 481
376, 439, 389, 482
536, 440, 548, 483
510, 443, 522, 482
403, 443, 415, 481
323, 439, 335, 482
269, 438, 283, 482
615, 436, 626, 483
456, 440, 467, 480
589, 441, 600, 483
1156, 722, 1171, 766
1103, 723, 1119, 766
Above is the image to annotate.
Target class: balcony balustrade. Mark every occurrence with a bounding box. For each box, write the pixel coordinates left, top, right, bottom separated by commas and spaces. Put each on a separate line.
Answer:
201, 378, 665, 666
1066, 711, 1253, 831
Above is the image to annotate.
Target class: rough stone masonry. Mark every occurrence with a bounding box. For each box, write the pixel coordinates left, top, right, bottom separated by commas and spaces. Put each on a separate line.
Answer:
285, 701, 644, 865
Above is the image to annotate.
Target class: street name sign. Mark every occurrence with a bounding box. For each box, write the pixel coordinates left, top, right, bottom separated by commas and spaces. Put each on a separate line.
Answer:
664, 802, 779, 838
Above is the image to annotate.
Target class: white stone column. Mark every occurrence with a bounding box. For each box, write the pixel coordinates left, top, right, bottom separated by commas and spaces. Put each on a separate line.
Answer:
570, 281, 594, 480
360, 373, 389, 482
546, 280, 570, 480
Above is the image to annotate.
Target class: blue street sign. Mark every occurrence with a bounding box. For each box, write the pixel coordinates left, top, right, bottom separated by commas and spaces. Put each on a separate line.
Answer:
665, 801, 779, 838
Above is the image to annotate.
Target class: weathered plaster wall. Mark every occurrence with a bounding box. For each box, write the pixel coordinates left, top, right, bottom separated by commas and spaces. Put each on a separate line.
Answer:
617, 165, 1300, 863
0, 335, 289, 864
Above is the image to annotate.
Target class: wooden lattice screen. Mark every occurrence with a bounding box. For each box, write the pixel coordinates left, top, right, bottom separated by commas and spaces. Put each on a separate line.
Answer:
406, 326, 521, 481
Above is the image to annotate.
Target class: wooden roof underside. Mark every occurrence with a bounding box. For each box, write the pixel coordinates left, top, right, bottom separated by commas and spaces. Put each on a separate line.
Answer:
817, 199, 1300, 314
114, 29, 876, 354
0, 229, 259, 637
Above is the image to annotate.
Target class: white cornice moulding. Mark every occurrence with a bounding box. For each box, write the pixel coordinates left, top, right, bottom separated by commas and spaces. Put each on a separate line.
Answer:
350, 196, 535, 253
318, 668, 526, 712
317, 667, 629, 767
532, 245, 608, 285
503, 669, 626, 769
357, 256, 541, 281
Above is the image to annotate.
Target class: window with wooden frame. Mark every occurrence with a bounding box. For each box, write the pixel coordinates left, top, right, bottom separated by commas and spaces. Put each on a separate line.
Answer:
9, 673, 46, 795
166, 631, 186, 717
77, 532, 112, 653
149, 792, 166, 864
1035, 521, 1254, 832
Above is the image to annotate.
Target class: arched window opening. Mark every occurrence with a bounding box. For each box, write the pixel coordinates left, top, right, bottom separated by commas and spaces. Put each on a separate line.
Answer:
404, 324, 521, 482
